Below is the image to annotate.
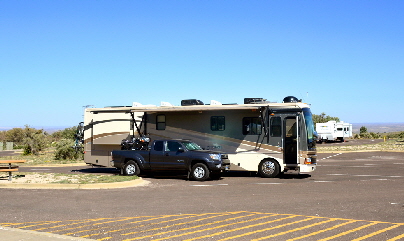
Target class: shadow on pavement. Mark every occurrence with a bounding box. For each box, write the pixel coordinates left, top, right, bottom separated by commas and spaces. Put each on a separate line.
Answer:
70, 167, 311, 180
71, 167, 120, 175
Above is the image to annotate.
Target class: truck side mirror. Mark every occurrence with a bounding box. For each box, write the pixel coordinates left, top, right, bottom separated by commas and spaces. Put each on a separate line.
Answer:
178, 147, 185, 152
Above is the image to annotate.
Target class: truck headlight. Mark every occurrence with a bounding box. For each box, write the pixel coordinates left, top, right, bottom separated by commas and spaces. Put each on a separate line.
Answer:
209, 154, 221, 161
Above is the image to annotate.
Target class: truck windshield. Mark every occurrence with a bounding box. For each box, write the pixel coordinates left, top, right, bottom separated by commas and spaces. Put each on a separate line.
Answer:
182, 141, 203, 151
303, 108, 316, 149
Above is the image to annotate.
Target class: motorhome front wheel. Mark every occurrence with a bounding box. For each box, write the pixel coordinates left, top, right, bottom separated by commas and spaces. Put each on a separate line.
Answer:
258, 159, 280, 178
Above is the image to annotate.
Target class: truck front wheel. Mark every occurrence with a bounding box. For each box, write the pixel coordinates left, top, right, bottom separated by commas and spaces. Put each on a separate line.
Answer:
191, 163, 210, 181
123, 161, 140, 176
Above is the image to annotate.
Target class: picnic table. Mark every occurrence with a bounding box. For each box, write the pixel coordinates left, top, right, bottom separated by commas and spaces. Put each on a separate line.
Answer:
0, 160, 26, 181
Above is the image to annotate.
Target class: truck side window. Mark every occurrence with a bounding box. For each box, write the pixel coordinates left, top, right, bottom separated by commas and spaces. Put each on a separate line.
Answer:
270, 117, 281, 137
211, 116, 225, 131
166, 141, 182, 152
242, 117, 262, 135
154, 141, 164, 151
156, 115, 166, 130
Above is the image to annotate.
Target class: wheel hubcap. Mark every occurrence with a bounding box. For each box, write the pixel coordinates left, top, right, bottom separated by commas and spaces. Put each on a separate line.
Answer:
262, 161, 275, 175
126, 165, 136, 175
194, 167, 205, 178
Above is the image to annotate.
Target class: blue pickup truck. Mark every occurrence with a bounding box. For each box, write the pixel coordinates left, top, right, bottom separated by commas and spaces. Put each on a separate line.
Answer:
111, 139, 230, 181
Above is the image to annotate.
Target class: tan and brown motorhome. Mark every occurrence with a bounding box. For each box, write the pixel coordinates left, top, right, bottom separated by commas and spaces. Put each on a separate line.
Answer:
80, 96, 317, 177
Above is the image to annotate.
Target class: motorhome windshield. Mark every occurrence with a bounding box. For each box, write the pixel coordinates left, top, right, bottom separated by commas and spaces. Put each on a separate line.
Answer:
303, 108, 316, 149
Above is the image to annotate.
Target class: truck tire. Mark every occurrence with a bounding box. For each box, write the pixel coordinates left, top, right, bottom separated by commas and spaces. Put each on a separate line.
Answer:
191, 163, 210, 181
123, 160, 140, 176
258, 159, 280, 178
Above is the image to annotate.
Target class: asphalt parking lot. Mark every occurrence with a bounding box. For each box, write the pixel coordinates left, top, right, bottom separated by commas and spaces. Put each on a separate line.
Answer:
1, 150, 404, 240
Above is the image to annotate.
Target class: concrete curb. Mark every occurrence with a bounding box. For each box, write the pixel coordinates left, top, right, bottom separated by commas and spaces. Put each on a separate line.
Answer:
0, 178, 149, 189
0, 225, 95, 240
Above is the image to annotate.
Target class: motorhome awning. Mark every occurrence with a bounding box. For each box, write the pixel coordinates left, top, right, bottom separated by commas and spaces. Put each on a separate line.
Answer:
87, 103, 302, 114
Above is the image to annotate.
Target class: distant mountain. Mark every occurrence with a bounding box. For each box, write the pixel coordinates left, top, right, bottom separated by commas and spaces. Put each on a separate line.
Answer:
0, 126, 69, 133
352, 123, 404, 133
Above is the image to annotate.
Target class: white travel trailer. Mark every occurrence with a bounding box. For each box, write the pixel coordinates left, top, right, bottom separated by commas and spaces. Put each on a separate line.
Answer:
80, 96, 317, 177
316, 121, 352, 142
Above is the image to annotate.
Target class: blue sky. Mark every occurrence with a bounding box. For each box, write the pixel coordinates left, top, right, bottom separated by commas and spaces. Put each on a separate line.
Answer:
1, 0, 403, 128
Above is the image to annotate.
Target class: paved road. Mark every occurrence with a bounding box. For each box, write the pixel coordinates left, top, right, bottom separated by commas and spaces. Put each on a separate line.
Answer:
0, 150, 18, 157
1, 151, 404, 240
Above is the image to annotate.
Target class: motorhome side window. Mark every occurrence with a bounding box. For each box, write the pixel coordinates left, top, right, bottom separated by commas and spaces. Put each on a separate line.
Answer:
156, 115, 166, 130
270, 117, 281, 137
242, 117, 262, 135
211, 116, 225, 131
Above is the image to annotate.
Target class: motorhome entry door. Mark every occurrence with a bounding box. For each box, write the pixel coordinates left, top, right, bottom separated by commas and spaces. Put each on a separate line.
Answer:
269, 115, 299, 165
284, 116, 298, 165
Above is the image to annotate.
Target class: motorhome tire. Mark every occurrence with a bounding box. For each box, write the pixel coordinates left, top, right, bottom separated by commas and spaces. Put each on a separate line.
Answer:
123, 161, 140, 176
258, 159, 280, 178
191, 163, 210, 181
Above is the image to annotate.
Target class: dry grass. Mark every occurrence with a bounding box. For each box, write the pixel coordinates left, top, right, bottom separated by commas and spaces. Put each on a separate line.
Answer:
0, 148, 83, 165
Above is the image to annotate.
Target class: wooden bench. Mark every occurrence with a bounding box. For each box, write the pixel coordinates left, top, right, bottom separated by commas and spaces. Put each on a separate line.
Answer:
0, 160, 26, 181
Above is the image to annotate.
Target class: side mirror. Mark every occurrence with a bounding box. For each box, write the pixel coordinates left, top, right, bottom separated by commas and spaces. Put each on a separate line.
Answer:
178, 147, 185, 153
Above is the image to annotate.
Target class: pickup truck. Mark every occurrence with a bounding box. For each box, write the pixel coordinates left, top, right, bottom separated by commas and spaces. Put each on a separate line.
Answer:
111, 139, 230, 181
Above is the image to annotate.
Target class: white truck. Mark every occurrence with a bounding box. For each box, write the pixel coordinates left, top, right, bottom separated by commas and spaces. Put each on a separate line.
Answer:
316, 121, 352, 142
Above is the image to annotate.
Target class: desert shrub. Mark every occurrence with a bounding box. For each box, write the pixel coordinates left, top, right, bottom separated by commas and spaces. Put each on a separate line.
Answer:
54, 139, 83, 160
385, 131, 404, 139
22, 126, 49, 155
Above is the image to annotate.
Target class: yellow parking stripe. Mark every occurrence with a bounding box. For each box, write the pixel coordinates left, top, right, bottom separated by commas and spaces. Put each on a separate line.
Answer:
388, 232, 404, 241
2, 212, 403, 240
87, 212, 236, 239
120, 212, 241, 237
352, 224, 403, 241
250, 218, 338, 240
124, 213, 284, 241
221, 217, 318, 241
122, 212, 270, 241
178, 215, 298, 241
286, 220, 358, 240
317, 222, 379, 241
34, 218, 121, 231
77, 214, 197, 237
53, 217, 137, 234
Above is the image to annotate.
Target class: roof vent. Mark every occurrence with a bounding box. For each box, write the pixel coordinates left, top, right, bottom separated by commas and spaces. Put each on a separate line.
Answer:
283, 96, 301, 103
161, 101, 174, 107
181, 99, 204, 106
244, 98, 267, 104
210, 100, 222, 105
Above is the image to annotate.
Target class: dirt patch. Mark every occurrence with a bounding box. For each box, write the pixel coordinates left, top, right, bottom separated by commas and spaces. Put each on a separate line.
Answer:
0, 173, 80, 184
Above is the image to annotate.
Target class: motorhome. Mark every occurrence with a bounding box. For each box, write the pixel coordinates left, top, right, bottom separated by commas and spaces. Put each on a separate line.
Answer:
316, 121, 353, 142
80, 96, 317, 177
